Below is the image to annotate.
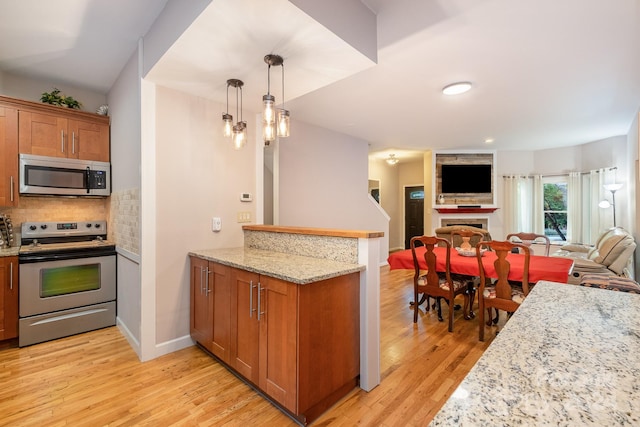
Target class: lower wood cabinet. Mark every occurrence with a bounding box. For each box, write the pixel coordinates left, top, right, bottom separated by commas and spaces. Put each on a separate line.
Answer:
190, 256, 360, 425
0, 256, 19, 340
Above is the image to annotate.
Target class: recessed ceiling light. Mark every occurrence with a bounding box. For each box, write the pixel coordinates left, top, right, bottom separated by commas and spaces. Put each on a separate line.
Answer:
442, 82, 472, 95
484, 138, 494, 144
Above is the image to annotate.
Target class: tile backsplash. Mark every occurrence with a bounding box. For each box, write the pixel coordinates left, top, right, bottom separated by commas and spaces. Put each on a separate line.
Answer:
0, 191, 140, 256
108, 188, 140, 255
0, 196, 108, 244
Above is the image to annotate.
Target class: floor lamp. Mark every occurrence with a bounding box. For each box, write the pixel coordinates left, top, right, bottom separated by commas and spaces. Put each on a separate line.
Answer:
602, 183, 623, 227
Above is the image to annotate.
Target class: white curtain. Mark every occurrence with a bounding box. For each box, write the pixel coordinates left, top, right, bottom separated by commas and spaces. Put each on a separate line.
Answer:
532, 175, 544, 234
567, 172, 582, 243
503, 175, 536, 234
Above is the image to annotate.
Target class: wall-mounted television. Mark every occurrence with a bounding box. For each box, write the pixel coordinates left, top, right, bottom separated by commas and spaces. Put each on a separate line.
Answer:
441, 164, 492, 193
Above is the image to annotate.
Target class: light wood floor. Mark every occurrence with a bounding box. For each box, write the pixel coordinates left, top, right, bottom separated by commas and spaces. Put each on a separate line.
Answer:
0, 266, 495, 426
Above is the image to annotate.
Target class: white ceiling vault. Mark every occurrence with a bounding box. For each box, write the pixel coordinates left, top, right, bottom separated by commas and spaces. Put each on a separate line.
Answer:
1, 0, 639, 160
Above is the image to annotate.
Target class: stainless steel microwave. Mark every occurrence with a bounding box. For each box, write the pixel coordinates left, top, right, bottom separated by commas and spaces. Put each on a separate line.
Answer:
19, 154, 111, 197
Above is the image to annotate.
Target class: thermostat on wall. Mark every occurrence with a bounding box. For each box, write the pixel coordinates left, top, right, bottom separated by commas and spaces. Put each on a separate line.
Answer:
240, 193, 253, 202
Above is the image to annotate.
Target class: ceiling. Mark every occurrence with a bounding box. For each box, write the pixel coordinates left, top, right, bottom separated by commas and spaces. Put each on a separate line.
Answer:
1, 0, 639, 162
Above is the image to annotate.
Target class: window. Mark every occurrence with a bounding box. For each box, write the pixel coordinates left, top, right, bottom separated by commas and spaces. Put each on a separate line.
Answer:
543, 177, 567, 241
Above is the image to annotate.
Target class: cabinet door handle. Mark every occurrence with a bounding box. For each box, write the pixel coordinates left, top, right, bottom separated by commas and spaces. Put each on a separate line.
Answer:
10, 176, 14, 202
249, 280, 257, 318
200, 267, 204, 295
72, 131, 76, 154
205, 268, 211, 295
9, 261, 13, 290
61, 130, 65, 153
257, 282, 265, 320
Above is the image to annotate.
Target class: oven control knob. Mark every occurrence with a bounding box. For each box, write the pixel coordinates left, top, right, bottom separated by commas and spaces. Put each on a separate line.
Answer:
29, 225, 36, 231
86, 223, 92, 228
94, 224, 101, 229
40, 224, 47, 230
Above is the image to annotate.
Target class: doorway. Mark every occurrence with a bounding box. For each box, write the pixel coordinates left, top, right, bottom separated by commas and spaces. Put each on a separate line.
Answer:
404, 185, 424, 248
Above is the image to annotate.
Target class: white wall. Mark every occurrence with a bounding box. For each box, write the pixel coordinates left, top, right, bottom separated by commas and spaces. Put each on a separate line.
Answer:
154, 85, 255, 343
107, 48, 143, 349
0, 70, 107, 113
278, 120, 389, 262
369, 158, 399, 250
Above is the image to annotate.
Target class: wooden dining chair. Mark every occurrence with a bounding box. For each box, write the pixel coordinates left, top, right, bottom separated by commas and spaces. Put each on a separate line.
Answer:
410, 236, 470, 331
449, 228, 486, 318
476, 240, 531, 341
451, 228, 487, 250
506, 232, 551, 256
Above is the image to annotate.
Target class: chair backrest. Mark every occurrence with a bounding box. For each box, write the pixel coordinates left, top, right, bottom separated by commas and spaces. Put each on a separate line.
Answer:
435, 225, 491, 248
410, 235, 452, 290
506, 232, 551, 256
476, 240, 531, 301
451, 228, 487, 250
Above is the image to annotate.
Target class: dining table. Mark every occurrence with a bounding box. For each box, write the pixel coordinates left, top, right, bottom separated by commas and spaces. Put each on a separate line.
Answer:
387, 246, 574, 284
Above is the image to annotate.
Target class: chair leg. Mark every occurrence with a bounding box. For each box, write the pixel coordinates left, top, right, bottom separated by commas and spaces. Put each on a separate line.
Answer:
413, 288, 419, 323
492, 309, 500, 325
436, 298, 444, 322
448, 296, 455, 332
479, 301, 485, 341
486, 308, 494, 327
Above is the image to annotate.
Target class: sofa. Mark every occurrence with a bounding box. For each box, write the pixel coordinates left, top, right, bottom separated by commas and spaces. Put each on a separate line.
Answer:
552, 227, 636, 285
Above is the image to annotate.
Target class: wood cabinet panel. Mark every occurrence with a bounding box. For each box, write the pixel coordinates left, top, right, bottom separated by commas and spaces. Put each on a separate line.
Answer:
230, 268, 260, 383
19, 111, 68, 158
0, 106, 18, 207
209, 262, 231, 362
68, 119, 109, 161
190, 257, 212, 352
259, 275, 298, 411
0, 256, 19, 340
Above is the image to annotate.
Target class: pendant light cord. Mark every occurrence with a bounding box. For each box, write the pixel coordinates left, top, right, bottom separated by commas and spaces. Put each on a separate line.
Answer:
281, 64, 285, 109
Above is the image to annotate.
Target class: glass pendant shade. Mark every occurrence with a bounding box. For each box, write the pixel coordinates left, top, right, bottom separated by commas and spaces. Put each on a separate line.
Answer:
222, 113, 233, 138
233, 122, 247, 150
277, 109, 290, 137
263, 121, 276, 143
263, 94, 275, 125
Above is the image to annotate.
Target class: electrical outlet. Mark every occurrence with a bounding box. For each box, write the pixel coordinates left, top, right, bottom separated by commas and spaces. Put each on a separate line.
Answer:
212, 217, 222, 231
237, 212, 251, 223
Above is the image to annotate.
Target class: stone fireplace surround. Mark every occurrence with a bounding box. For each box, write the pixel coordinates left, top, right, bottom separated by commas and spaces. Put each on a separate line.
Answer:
440, 217, 489, 230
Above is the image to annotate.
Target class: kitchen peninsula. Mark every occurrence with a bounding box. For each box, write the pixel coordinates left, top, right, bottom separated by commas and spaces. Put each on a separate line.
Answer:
189, 225, 383, 425
430, 281, 640, 425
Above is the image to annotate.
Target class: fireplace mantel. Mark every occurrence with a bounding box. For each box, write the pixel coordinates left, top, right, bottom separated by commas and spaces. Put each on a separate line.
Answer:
435, 207, 498, 214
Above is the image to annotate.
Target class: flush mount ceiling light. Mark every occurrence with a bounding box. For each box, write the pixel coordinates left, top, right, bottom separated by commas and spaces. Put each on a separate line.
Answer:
262, 54, 290, 145
222, 79, 246, 150
442, 81, 472, 95
386, 154, 399, 165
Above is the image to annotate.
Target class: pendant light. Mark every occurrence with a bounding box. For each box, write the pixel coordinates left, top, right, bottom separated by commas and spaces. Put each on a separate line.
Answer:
222, 79, 246, 150
262, 54, 290, 145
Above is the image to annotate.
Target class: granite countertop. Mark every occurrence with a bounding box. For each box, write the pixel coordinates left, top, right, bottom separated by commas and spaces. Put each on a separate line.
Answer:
188, 247, 365, 285
430, 280, 640, 426
0, 247, 19, 257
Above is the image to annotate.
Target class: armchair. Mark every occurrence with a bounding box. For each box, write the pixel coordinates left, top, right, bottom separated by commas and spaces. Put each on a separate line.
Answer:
551, 227, 636, 285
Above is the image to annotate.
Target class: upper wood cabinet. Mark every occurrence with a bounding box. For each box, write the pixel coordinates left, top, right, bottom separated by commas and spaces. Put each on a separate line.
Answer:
0, 106, 19, 207
0, 94, 109, 162
19, 111, 109, 161
0, 256, 19, 341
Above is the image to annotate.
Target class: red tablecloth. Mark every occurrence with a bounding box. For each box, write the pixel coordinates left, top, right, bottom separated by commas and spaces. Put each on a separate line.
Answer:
388, 246, 574, 283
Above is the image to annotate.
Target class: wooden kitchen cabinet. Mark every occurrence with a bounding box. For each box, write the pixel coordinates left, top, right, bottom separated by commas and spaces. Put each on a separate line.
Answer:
0, 256, 19, 341
189, 257, 231, 361
0, 106, 19, 207
192, 256, 360, 425
230, 269, 298, 410
18, 110, 109, 162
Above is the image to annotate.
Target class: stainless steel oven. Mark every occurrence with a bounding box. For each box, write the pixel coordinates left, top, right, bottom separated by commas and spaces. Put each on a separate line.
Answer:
18, 220, 116, 347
